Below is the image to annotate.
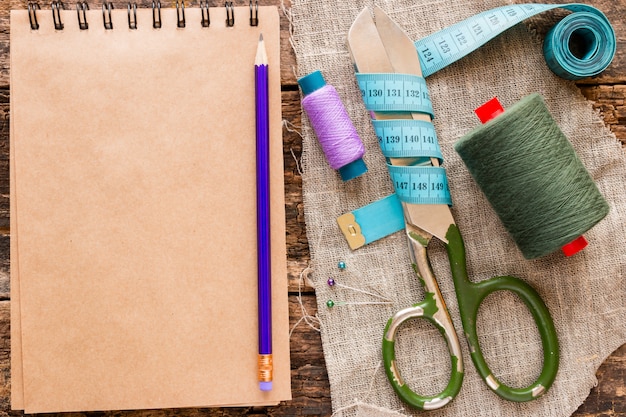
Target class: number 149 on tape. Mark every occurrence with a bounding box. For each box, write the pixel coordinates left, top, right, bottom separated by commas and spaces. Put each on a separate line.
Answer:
387, 165, 452, 205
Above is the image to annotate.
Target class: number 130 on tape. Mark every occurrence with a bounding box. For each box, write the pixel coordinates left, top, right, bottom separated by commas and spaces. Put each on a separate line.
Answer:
356, 73, 435, 117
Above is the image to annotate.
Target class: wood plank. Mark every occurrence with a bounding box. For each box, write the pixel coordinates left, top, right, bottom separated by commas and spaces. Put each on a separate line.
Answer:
578, 84, 626, 146
0, 0, 624, 415
574, 344, 626, 416
282, 91, 311, 292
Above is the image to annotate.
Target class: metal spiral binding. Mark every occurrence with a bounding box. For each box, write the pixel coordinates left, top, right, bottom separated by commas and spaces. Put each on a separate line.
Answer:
102, 2, 113, 29
76, 1, 88, 30
28, 2, 40, 30
25, 0, 262, 30
51, 1, 64, 30
128, 2, 137, 29
225, 1, 234, 27
152, 0, 161, 29
200, 0, 210, 27
176, 0, 185, 28
249, 0, 258, 26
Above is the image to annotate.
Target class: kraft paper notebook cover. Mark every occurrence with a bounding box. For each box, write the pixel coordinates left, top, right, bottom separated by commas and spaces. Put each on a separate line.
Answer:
10, 5, 291, 413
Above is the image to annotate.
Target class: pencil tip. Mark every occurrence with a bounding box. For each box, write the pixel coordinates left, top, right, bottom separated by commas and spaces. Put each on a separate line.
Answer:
255, 33, 268, 65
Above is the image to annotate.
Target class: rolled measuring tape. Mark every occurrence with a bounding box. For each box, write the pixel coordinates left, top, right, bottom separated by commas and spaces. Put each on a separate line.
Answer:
415, 3, 616, 80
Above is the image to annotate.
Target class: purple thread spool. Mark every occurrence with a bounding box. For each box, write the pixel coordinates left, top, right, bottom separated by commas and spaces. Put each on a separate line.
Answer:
298, 70, 367, 181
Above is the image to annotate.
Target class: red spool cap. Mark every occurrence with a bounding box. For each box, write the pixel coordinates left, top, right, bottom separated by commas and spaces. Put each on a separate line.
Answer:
562, 236, 588, 257
474, 97, 505, 124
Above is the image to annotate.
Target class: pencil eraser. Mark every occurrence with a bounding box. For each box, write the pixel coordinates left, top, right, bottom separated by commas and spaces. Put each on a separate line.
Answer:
259, 381, 273, 391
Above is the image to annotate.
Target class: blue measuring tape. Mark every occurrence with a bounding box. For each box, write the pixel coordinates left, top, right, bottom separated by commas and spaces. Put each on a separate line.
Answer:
356, 73, 453, 206
338, 3, 616, 249
415, 3, 616, 80
355, 73, 435, 116
372, 119, 443, 160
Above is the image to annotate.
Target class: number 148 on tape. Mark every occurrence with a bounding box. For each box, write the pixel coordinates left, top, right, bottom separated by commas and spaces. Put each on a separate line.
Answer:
388, 165, 452, 205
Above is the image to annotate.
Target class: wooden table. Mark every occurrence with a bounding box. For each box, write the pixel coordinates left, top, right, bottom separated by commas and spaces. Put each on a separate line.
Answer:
0, 0, 623, 415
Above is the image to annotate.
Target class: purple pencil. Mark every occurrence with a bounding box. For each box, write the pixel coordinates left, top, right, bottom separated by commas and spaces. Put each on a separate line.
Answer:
255, 33, 273, 392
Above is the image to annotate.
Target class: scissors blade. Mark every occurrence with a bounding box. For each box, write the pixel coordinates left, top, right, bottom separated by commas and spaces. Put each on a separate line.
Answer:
373, 6, 425, 78
347, 9, 419, 167
372, 5, 433, 144
348, 7, 455, 243
347, 8, 394, 74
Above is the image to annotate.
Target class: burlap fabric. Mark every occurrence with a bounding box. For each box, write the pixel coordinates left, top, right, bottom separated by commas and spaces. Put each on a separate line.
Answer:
289, 0, 626, 416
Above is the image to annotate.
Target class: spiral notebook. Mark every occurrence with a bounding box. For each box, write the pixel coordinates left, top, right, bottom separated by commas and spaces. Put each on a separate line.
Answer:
10, 3, 290, 413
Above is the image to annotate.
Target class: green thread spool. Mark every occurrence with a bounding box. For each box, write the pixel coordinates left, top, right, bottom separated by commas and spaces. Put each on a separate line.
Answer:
454, 93, 609, 259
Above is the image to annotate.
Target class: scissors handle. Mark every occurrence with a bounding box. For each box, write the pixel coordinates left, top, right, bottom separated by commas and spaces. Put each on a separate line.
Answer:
382, 230, 464, 410
445, 224, 559, 402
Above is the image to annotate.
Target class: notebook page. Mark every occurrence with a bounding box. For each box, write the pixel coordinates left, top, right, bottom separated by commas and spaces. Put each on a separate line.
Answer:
10, 6, 290, 412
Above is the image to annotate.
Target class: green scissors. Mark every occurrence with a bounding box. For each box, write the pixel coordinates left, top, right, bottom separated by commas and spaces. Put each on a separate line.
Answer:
347, 6, 559, 410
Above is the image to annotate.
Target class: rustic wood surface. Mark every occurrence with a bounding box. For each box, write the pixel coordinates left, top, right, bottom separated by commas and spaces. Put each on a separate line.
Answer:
0, 0, 624, 415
